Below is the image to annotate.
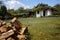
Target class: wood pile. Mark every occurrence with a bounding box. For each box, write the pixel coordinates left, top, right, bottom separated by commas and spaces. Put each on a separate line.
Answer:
0, 17, 28, 40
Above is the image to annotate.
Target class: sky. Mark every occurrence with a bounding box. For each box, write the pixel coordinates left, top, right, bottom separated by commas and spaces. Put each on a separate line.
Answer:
0, 0, 60, 10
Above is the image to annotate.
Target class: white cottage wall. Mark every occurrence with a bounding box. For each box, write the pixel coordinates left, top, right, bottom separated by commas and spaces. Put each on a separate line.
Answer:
36, 10, 43, 18
36, 10, 51, 17
46, 10, 51, 16
36, 11, 40, 18
39, 10, 43, 16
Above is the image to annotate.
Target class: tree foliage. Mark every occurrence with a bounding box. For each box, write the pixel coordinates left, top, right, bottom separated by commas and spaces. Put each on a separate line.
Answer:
0, 1, 7, 19
16, 7, 25, 13
53, 4, 60, 15
0, 5, 7, 16
0, 1, 13, 19
32, 3, 51, 12
7, 9, 16, 15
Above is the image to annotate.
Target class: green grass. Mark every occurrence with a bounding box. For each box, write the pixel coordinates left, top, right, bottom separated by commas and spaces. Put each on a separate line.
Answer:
18, 17, 60, 40
11, 17, 60, 40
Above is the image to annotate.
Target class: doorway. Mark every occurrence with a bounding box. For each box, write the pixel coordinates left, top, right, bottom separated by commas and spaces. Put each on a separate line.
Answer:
43, 10, 46, 16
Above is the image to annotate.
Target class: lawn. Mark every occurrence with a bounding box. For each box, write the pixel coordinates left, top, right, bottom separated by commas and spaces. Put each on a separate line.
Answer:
17, 17, 60, 40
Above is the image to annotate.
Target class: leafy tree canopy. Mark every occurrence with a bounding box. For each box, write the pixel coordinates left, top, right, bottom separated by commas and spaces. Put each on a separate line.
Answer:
52, 4, 60, 15
32, 3, 51, 12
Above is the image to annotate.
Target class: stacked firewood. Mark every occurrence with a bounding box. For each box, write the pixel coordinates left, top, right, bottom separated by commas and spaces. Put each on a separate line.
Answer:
0, 17, 28, 40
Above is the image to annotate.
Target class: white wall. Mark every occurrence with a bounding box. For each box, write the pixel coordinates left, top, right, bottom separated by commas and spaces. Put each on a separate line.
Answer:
45, 10, 51, 16
39, 10, 43, 16
36, 10, 51, 17
36, 11, 40, 18
36, 10, 43, 18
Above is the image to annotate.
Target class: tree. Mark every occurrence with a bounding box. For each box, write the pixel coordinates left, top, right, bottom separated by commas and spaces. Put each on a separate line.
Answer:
32, 3, 51, 12
7, 9, 16, 15
53, 4, 60, 15
16, 7, 25, 13
35, 3, 48, 8
0, 1, 7, 19
1, 5, 7, 16
0, 1, 13, 19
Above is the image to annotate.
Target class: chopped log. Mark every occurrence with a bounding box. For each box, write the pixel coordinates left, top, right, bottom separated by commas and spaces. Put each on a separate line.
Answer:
2, 21, 6, 25
0, 30, 14, 39
0, 20, 3, 27
6, 23, 12, 31
20, 27, 28, 35
0, 20, 6, 27
0, 23, 13, 33
0, 38, 5, 40
7, 23, 12, 27
17, 35, 26, 40
0, 25, 7, 33
0, 17, 28, 40
7, 37, 14, 40
11, 17, 22, 30
0, 25, 9, 33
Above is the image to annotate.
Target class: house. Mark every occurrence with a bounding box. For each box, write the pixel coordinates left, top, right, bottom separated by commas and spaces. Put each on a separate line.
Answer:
32, 4, 55, 18
22, 9, 52, 18
36, 10, 51, 18
17, 4, 56, 18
